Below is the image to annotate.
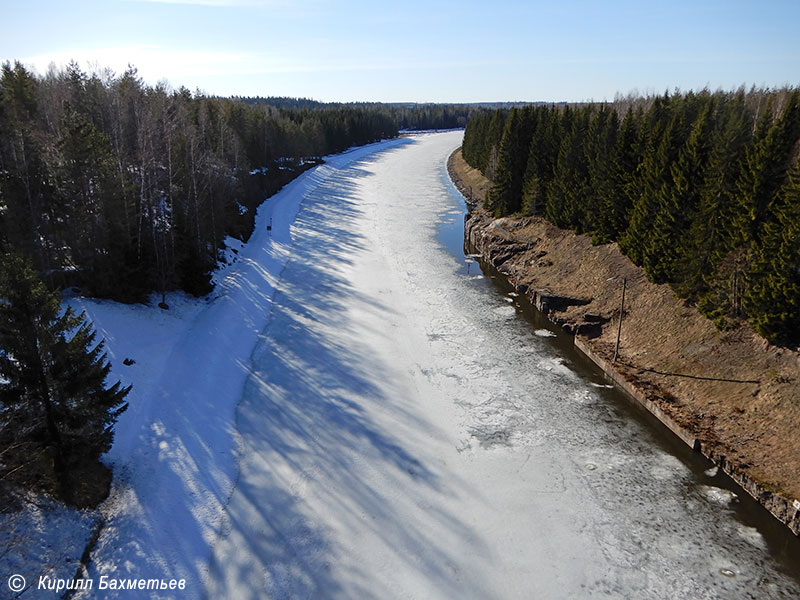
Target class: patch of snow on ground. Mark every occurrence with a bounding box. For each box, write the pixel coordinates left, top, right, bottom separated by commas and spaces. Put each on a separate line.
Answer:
0, 495, 98, 597
214, 235, 247, 283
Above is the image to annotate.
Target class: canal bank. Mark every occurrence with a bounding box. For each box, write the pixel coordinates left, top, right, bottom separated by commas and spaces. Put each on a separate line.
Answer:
448, 146, 800, 540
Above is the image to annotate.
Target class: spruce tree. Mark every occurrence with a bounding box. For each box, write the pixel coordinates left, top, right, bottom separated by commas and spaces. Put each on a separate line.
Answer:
592, 107, 640, 243
622, 97, 685, 276
54, 107, 126, 295
736, 92, 800, 245
744, 167, 800, 345
482, 110, 508, 180
0, 253, 129, 504
619, 98, 671, 265
545, 106, 592, 231
648, 99, 713, 283
521, 106, 558, 216
583, 105, 617, 235
462, 112, 488, 167
685, 95, 750, 306
460, 88, 800, 346
0, 62, 53, 271
487, 108, 534, 217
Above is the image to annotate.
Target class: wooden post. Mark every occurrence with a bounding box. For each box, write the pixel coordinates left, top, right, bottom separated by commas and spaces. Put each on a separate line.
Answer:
613, 277, 627, 363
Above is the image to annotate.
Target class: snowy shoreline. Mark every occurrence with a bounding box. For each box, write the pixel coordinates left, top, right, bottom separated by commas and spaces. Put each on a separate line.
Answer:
1, 137, 410, 598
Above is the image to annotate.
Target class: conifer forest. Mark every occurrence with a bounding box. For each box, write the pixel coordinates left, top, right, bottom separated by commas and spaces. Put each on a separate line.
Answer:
462, 89, 800, 346
0, 62, 475, 303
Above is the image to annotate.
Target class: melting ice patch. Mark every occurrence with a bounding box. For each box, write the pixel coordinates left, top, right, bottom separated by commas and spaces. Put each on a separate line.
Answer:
735, 524, 768, 550
649, 452, 689, 481
699, 485, 739, 507
590, 382, 614, 389
491, 305, 517, 318
534, 329, 556, 337
571, 389, 595, 405
538, 357, 573, 376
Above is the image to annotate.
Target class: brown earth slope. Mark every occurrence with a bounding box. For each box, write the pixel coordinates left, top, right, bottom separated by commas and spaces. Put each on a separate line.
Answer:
449, 147, 800, 533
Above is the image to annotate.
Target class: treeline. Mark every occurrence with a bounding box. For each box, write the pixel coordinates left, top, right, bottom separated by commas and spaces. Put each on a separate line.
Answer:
392, 104, 478, 130
462, 88, 800, 346
238, 96, 482, 130
0, 62, 397, 303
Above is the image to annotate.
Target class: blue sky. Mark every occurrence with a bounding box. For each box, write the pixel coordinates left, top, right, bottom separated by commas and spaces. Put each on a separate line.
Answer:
1, 0, 798, 102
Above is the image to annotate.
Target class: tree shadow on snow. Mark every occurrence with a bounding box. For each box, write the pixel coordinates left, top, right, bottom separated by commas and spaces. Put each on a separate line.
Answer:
205, 145, 497, 600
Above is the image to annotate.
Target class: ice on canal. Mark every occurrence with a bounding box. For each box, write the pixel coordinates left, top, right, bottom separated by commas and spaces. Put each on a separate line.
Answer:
207, 132, 800, 599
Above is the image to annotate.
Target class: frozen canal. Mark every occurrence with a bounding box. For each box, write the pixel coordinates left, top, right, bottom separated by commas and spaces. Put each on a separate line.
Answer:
207, 131, 800, 599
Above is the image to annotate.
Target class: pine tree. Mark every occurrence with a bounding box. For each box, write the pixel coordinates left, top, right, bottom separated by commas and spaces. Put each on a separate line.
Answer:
0, 253, 129, 504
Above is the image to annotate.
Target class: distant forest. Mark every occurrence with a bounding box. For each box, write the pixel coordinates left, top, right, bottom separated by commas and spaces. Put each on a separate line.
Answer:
236, 96, 481, 131
0, 62, 480, 303
462, 88, 800, 346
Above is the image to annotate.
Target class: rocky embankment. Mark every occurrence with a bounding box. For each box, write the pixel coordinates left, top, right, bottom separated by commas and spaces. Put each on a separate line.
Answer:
449, 148, 800, 536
